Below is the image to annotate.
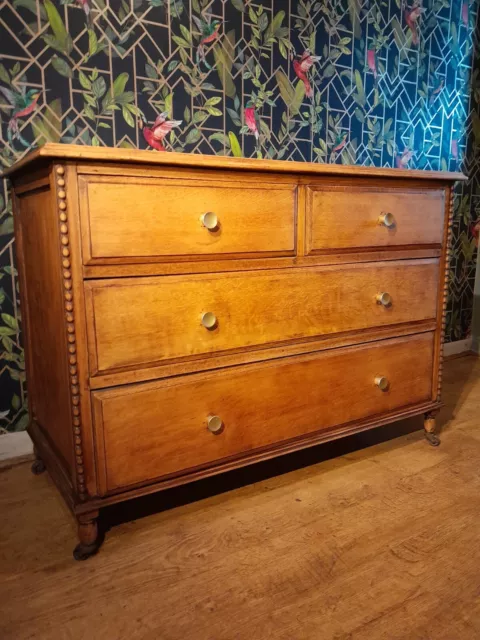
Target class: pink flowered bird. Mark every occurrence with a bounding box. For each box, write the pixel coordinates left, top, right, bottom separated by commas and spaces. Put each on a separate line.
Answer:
451, 139, 459, 160
405, 4, 425, 46
142, 112, 182, 151
462, 2, 469, 26
77, 0, 91, 24
293, 50, 320, 98
396, 148, 414, 168
471, 220, 480, 247
367, 49, 377, 80
244, 101, 258, 140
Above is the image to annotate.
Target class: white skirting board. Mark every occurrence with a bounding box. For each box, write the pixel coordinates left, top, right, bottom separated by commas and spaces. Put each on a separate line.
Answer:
0, 338, 475, 466
0, 431, 34, 469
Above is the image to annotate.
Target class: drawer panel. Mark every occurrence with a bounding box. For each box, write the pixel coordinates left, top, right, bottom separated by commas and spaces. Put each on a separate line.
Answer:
94, 332, 435, 492
80, 175, 296, 262
306, 186, 445, 252
86, 260, 439, 375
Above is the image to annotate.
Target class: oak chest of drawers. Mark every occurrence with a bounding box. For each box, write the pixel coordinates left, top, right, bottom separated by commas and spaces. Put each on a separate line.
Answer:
6, 144, 464, 559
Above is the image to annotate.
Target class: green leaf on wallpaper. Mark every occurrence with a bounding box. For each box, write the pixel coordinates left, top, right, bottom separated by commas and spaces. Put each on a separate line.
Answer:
0, 63, 9, 85
179, 25, 192, 45
31, 98, 62, 145
0, 289, 5, 306
43, 0, 73, 55
0, 217, 14, 236
172, 35, 190, 49
193, 111, 207, 124
249, 7, 258, 24
265, 11, 285, 42
119, 140, 134, 148
13, 0, 46, 21
11, 394, 20, 411
184, 106, 191, 123
113, 72, 129, 98
348, 0, 361, 39
275, 70, 304, 115
145, 63, 158, 79
230, 0, 244, 12
209, 132, 229, 145
228, 131, 242, 157
51, 56, 72, 78
122, 106, 135, 127
354, 70, 365, 106
164, 93, 173, 117
1, 313, 18, 331
185, 128, 201, 145
214, 30, 236, 99
88, 29, 98, 58
79, 71, 92, 90
206, 106, 222, 116
92, 76, 106, 99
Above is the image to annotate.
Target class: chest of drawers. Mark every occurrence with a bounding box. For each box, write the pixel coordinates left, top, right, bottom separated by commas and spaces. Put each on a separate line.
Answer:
6, 144, 464, 560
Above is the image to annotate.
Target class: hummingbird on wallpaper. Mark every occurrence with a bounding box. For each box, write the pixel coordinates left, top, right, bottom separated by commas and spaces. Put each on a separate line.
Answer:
395, 147, 414, 168
141, 112, 182, 151
405, 2, 425, 46
76, 0, 91, 25
329, 132, 348, 162
192, 15, 222, 71
293, 50, 320, 98
367, 48, 378, 81
244, 101, 259, 141
0, 85, 41, 147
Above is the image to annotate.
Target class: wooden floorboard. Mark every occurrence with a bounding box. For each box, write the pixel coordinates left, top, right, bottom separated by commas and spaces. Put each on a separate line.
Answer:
1, 355, 479, 640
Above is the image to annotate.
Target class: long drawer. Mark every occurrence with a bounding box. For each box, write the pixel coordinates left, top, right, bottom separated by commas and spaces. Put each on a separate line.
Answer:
93, 332, 435, 492
85, 259, 439, 375
79, 175, 297, 262
306, 185, 445, 252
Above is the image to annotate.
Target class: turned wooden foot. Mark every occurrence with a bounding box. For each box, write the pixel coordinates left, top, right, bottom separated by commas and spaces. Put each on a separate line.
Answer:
73, 511, 101, 561
31, 448, 46, 475
424, 411, 440, 447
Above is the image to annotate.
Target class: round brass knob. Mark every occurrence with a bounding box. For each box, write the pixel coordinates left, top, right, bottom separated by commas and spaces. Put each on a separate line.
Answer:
378, 212, 395, 228
376, 292, 392, 307
201, 311, 217, 330
207, 415, 223, 434
375, 376, 389, 391
200, 211, 219, 231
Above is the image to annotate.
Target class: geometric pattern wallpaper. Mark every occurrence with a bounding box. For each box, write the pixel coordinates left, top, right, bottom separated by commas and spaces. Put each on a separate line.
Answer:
0, 0, 479, 432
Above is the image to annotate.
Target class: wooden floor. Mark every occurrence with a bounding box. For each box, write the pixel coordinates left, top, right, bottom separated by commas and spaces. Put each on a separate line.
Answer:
1, 355, 480, 640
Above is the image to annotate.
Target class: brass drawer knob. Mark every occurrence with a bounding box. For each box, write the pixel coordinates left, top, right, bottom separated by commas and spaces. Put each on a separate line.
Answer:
378, 212, 395, 228
375, 376, 389, 391
376, 292, 392, 307
201, 311, 217, 330
200, 211, 219, 231
207, 415, 223, 434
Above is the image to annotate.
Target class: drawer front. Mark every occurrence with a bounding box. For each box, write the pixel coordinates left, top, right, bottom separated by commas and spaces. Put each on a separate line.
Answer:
306, 186, 445, 252
86, 260, 439, 375
80, 175, 296, 261
94, 332, 435, 492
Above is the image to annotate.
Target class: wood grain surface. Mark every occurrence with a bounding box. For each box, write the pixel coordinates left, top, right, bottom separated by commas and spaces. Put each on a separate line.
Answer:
86, 260, 439, 375
1, 354, 479, 640
80, 175, 296, 260
306, 185, 445, 251
94, 333, 434, 492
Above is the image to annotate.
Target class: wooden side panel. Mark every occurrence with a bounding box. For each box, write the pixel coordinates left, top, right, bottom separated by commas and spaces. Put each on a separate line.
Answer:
306, 186, 444, 252
86, 259, 439, 375
80, 175, 296, 261
94, 332, 435, 492
14, 186, 73, 473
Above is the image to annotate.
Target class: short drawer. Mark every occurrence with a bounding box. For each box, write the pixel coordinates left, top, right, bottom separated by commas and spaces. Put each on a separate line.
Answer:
79, 175, 296, 262
93, 332, 435, 492
86, 259, 439, 375
306, 185, 445, 252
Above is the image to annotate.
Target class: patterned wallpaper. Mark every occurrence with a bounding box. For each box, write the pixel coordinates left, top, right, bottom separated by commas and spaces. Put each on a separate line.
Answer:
0, 0, 479, 433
